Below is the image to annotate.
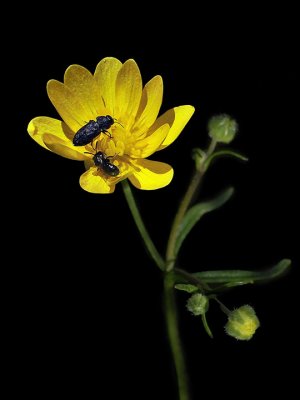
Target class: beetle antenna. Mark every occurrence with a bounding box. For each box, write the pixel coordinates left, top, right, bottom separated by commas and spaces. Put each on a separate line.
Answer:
114, 119, 124, 128
107, 152, 119, 160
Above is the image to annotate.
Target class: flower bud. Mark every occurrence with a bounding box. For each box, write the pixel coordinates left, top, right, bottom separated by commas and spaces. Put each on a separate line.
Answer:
208, 114, 238, 144
186, 293, 209, 316
225, 305, 260, 340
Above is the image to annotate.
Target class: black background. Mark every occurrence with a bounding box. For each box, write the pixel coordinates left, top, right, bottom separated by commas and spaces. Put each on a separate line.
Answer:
12, 5, 298, 399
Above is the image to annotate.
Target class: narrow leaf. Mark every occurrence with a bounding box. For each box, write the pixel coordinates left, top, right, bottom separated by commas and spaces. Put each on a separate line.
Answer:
193, 259, 291, 284
174, 187, 234, 256
206, 280, 254, 293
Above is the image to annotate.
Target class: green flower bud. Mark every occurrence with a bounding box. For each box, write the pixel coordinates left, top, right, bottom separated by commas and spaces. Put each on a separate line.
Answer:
208, 114, 238, 144
225, 305, 260, 341
186, 293, 209, 316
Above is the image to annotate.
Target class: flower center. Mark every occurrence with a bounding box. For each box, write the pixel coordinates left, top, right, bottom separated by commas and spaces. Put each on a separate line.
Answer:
241, 320, 257, 335
94, 125, 136, 159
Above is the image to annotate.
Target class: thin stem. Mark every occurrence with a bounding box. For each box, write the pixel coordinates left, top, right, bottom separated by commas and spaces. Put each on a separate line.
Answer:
213, 297, 231, 315
164, 272, 190, 400
121, 179, 165, 270
201, 313, 213, 339
165, 170, 202, 271
207, 137, 217, 156
166, 139, 217, 271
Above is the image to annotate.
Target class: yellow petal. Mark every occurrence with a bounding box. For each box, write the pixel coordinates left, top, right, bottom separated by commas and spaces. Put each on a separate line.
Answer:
47, 80, 91, 132
84, 158, 94, 171
129, 159, 174, 190
94, 57, 122, 115
115, 59, 142, 128
27, 117, 74, 150
43, 134, 87, 160
106, 163, 133, 185
64, 64, 105, 119
133, 75, 163, 134
154, 105, 195, 150
80, 167, 115, 194
130, 123, 169, 158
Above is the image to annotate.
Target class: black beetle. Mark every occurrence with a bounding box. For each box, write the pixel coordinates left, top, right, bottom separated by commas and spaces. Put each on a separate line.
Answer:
93, 151, 120, 177
85, 146, 120, 177
73, 115, 118, 146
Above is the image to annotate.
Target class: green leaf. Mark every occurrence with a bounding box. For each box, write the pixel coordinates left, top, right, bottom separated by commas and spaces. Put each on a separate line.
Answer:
174, 187, 234, 256
193, 259, 291, 285
174, 269, 253, 294
174, 284, 198, 293
207, 280, 254, 293
204, 149, 248, 171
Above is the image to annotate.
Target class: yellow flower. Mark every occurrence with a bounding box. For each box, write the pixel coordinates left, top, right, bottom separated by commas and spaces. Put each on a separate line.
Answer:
28, 57, 195, 194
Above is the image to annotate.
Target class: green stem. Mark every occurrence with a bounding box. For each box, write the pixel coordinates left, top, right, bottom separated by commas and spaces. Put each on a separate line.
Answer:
164, 272, 190, 400
201, 313, 213, 339
213, 297, 231, 316
121, 179, 165, 270
165, 170, 202, 271
166, 139, 217, 271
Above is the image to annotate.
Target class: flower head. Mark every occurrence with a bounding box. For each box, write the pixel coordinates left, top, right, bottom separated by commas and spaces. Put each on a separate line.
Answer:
28, 57, 195, 193
225, 305, 260, 340
208, 114, 238, 144
186, 293, 209, 316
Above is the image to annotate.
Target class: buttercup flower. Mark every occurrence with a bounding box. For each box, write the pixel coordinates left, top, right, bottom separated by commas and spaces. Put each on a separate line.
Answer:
28, 57, 195, 193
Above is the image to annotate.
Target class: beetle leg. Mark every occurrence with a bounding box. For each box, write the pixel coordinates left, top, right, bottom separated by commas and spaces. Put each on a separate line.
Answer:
102, 130, 113, 139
